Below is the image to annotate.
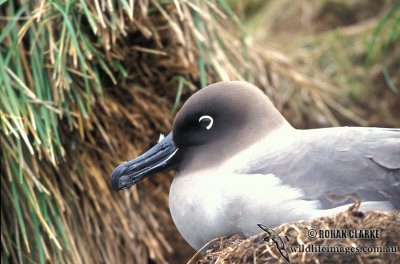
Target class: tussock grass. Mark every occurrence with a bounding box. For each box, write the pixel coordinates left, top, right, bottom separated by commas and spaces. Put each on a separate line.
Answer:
238, 0, 399, 127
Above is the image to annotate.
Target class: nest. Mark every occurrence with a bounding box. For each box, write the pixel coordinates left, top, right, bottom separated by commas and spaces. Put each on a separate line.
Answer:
196, 205, 400, 263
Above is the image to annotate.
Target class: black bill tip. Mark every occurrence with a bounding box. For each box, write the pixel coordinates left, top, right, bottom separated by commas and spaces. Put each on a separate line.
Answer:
111, 163, 129, 190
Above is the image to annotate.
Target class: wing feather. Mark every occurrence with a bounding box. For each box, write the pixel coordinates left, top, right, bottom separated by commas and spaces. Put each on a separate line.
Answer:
237, 127, 400, 209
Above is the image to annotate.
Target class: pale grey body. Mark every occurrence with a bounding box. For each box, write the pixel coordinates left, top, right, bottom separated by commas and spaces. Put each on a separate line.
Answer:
170, 125, 399, 249
167, 81, 400, 249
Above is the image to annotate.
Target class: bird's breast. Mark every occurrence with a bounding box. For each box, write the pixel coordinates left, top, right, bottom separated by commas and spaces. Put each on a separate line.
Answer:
168, 167, 320, 250
169, 169, 231, 249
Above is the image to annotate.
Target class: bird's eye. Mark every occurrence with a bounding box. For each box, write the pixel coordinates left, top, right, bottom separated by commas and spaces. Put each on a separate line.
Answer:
199, 115, 213, 130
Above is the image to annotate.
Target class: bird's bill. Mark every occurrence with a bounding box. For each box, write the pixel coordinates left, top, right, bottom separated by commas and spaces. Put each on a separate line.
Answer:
111, 132, 178, 191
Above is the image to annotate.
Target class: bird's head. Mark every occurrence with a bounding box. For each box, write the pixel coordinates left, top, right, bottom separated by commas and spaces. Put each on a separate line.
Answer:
111, 81, 289, 191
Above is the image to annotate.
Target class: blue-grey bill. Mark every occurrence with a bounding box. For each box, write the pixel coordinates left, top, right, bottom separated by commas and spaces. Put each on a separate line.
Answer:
111, 132, 178, 191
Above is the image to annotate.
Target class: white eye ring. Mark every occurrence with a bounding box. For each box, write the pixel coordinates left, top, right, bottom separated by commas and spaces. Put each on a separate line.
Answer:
199, 115, 213, 130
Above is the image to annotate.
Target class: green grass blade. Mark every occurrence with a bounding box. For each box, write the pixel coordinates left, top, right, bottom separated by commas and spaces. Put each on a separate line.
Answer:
192, 10, 207, 88
10, 175, 30, 254
0, 6, 27, 43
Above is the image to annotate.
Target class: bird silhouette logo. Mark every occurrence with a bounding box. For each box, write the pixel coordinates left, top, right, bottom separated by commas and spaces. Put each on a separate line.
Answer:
257, 224, 291, 263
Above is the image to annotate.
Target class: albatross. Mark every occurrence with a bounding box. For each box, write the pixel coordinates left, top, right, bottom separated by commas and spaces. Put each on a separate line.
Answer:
111, 81, 400, 250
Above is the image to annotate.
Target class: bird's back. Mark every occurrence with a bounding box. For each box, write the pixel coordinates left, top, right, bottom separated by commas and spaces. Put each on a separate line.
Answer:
237, 127, 400, 209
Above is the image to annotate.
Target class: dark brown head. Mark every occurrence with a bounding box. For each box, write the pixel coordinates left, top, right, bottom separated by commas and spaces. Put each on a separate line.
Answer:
172, 81, 288, 171
111, 81, 289, 190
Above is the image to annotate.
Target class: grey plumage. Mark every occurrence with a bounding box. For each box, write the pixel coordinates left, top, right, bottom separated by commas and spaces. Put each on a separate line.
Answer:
237, 127, 400, 209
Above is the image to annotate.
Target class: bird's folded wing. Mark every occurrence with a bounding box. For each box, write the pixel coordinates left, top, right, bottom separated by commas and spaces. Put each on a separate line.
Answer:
236, 127, 400, 209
